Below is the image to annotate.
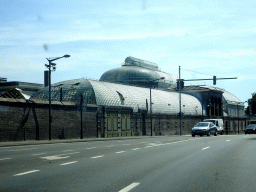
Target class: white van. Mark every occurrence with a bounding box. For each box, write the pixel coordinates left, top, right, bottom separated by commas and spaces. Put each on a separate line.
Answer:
203, 119, 224, 135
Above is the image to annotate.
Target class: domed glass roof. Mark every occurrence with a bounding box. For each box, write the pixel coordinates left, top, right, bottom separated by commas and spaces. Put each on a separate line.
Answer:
100, 56, 177, 89
31, 78, 203, 115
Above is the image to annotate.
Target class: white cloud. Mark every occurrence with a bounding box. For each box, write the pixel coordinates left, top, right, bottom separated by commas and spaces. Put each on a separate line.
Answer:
61, 27, 193, 42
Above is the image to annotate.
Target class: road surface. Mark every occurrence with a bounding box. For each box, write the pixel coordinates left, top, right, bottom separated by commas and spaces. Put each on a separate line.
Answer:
1, 135, 256, 191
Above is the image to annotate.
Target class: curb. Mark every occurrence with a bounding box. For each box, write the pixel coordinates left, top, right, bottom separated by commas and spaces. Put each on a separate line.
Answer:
0, 136, 178, 147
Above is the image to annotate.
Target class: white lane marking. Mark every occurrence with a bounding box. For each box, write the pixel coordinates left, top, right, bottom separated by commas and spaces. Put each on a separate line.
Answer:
13, 170, 40, 176
60, 161, 78, 166
91, 155, 104, 159
41, 156, 70, 160
226, 140, 230, 142
32, 153, 46, 156
86, 147, 96, 150
202, 146, 210, 150
132, 148, 141, 151
0, 158, 11, 161
147, 143, 162, 146
58, 152, 80, 156
105, 145, 115, 148
63, 150, 75, 152
10, 148, 38, 152
40, 152, 80, 160
119, 182, 140, 192
116, 151, 125, 154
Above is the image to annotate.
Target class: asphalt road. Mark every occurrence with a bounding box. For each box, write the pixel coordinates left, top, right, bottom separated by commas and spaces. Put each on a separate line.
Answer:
1, 135, 256, 192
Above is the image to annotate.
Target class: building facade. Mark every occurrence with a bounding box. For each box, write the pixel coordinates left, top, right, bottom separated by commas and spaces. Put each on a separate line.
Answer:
0, 57, 247, 141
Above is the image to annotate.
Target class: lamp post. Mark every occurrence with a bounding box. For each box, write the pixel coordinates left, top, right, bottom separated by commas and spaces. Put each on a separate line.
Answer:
45, 54, 70, 140
149, 77, 165, 136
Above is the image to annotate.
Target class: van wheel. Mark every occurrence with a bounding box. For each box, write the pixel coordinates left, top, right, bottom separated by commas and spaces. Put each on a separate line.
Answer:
214, 130, 217, 136
221, 131, 223, 135
192, 134, 195, 137
207, 131, 210, 136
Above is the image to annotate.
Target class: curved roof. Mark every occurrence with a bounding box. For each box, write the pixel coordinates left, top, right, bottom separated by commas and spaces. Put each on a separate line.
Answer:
90, 80, 202, 115
124, 56, 159, 70
222, 91, 242, 104
200, 85, 243, 105
100, 65, 177, 89
100, 56, 178, 90
31, 78, 202, 115
31, 78, 96, 104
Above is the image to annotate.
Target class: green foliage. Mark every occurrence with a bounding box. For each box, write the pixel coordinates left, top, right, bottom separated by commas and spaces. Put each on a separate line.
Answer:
0, 88, 25, 99
245, 92, 256, 115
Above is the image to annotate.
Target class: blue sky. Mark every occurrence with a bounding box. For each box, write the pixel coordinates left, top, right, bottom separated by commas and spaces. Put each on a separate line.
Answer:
1, 0, 256, 105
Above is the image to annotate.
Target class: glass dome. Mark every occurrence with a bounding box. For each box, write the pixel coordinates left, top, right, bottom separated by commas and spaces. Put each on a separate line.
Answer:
100, 57, 177, 90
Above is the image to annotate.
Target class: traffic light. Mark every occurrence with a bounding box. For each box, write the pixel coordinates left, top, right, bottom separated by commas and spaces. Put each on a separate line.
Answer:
177, 79, 184, 89
213, 76, 216, 85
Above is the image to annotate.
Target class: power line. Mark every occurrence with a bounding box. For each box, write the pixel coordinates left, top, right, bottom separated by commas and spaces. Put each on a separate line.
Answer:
180, 68, 216, 77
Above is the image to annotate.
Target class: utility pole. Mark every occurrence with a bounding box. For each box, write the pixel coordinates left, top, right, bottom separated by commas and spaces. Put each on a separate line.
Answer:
80, 95, 83, 139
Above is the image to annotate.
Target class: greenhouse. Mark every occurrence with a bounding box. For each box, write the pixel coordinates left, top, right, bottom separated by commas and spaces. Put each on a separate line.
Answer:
31, 78, 204, 116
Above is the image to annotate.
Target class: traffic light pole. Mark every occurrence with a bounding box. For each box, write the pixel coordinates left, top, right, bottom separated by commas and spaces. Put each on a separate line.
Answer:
179, 66, 182, 135
177, 67, 237, 135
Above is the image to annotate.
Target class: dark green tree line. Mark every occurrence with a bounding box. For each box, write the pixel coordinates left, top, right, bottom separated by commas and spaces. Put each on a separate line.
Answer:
245, 92, 256, 115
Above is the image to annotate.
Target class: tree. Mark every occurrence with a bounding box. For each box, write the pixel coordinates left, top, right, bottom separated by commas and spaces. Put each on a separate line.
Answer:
245, 92, 256, 115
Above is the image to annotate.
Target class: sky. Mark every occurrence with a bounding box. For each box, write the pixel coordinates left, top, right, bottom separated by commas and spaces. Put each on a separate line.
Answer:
1, 0, 256, 106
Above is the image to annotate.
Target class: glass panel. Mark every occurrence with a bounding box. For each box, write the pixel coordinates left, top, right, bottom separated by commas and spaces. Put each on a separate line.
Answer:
31, 79, 96, 104
90, 80, 203, 115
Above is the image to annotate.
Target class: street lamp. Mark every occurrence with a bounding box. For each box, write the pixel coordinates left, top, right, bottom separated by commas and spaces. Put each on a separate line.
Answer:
149, 77, 165, 136
45, 54, 70, 140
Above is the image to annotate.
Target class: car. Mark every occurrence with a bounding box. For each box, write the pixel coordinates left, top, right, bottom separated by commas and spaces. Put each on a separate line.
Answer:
203, 119, 224, 135
245, 124, 256, 134
191, 122, 218, 137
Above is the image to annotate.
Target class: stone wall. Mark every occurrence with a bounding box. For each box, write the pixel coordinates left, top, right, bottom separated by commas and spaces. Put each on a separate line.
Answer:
0, 98, 97, 141
131, 113, 204, 136
0, 98, 249, 142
